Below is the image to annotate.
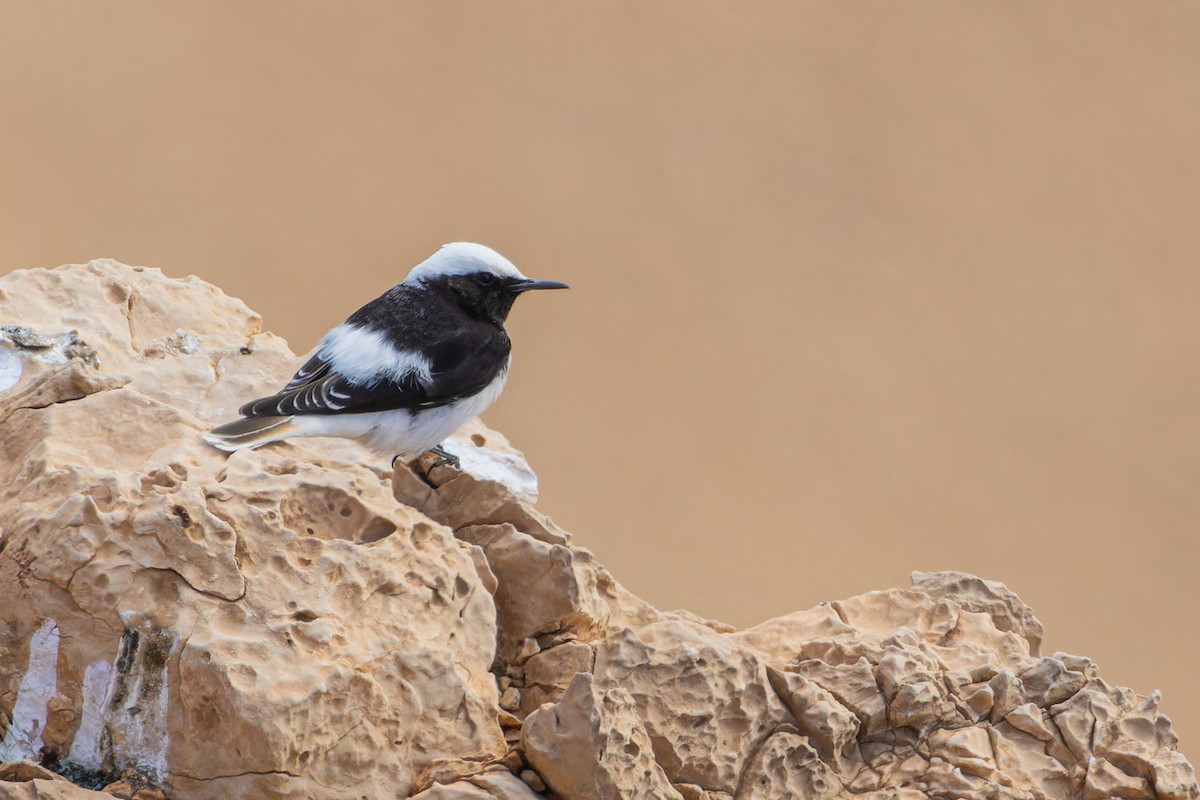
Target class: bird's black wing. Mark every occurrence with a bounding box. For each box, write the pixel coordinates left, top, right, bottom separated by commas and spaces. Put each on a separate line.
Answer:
281, 352, 333, 391
239, 328, 510, 417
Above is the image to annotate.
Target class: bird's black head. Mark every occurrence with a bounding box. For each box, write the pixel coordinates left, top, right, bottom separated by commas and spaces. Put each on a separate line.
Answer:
446, 272, 569, 325
405, 243, 568, 327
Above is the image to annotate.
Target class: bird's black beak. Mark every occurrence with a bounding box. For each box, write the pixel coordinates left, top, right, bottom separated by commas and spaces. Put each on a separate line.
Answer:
509, 278, 569, 293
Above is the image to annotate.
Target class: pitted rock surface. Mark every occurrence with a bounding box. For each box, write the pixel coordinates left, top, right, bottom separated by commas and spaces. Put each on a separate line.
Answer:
1, 261, 1196, 800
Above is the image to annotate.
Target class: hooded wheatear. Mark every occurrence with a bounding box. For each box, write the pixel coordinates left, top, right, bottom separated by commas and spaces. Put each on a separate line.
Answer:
203, 242, 567, 462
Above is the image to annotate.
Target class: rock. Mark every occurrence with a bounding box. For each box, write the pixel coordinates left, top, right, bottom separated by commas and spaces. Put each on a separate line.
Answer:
910, 571, 1045, 655
524, 641, 594, 689
520, 641, 594, 715
766, 670, 861, 774
469, 772, 544, 799
590, 624, 790, 793
517, 770, 545, 792
454, 524, 610, 663
0, 763, 65, 783
734, 731, 842, 800
0, 780, 113, 800
1086, 756, 1154, 799
926, 727, 995, 778
522, 673, 683, 800
0, 262, 504, 799
1, 260, 1195, 800
789, 657, 888, 738
988, 722, 1073, 797
408, 772, 543, 800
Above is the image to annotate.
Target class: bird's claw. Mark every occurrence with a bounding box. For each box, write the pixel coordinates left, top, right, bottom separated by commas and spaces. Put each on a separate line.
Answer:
402, 445, 461, 490
425, 444, 461, 471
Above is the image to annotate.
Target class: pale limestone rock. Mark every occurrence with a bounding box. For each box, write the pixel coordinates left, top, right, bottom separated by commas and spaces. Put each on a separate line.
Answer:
790, 657, 888, 738
455, 523, 609, 663
0, 764, 63, 784
734, 731, 842, 800
441, 429, 539, 504
407, 783, 492, 800
988, 722, 1073, 797
517, 770, 545, 793
591, 624, 791, 793
468, 771, 545, 799
731, 605, 854, 664
0, 780, 113, 800
1005, 702, 1053, 741
926, 727, 994, 778
1152, 750, 1200, 800
766, 669, 861, 774
1086, 756, 1155, 799
405, 771, 543, 800
520, 641, 594, 715
524, 641, 594, 689
910, 571, 1045, 655
1, 260, 1196, 800
0, 262, 503, 799
522, 673, 682, 800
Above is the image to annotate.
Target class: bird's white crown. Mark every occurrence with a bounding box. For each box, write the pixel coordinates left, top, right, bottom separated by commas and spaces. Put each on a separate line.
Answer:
404, 242, 526, 285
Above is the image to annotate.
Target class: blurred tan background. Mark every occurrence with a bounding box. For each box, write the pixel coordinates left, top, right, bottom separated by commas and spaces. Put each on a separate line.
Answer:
2, 1, 1198, 745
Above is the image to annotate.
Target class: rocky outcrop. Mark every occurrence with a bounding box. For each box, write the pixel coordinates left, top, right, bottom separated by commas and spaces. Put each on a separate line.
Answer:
0, 260, 1195, 800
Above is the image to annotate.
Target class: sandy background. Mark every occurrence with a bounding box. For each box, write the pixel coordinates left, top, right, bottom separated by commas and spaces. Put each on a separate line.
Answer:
2, 2, 1198, 746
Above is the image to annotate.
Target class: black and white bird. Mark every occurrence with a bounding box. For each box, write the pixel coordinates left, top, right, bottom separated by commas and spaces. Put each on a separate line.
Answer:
203, 242, 567, 462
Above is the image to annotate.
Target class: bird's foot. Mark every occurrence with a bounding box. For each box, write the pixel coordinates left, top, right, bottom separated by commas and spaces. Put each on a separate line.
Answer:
425, 444, 461, 471
405, 445, 461, 489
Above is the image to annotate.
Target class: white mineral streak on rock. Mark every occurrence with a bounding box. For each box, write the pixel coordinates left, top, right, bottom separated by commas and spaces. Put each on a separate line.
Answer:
64, 660, 115, 773
0, 345, 20, 392
0, 619, 60, 762
107, 614, 178, 782
443, 438, 539, 502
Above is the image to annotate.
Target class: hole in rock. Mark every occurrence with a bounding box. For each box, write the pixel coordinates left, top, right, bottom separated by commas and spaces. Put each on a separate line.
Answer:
105, 282, 129, 304
171, 506, 192, 527
359, 518, 396, 544
280, 487, 374, 542
471, 433, 486, 447
291, 610, 318, 623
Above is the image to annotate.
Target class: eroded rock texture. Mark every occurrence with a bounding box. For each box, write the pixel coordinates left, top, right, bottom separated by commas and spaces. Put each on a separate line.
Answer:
0, 261, 1195, 800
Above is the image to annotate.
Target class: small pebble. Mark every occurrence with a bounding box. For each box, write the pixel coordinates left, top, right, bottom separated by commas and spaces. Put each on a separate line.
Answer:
520, 770, 547, 793
499, 686, 521, 711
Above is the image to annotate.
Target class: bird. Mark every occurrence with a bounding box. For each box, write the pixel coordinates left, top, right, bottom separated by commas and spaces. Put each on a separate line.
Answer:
203, 242, 567, 464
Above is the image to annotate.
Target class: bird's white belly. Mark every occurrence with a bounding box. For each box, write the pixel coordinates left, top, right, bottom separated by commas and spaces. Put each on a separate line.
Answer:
292, 367, 509, 458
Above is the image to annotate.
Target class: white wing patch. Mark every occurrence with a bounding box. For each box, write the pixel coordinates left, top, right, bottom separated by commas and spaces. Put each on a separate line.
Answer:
404, 242, 526, 285
318, 323, 433, 387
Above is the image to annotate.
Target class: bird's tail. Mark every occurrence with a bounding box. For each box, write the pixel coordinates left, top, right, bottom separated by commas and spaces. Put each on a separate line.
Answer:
202, 415, 296, 452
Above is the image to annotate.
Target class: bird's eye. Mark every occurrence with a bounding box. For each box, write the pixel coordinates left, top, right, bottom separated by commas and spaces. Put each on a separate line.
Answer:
476, 273, 497, 287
